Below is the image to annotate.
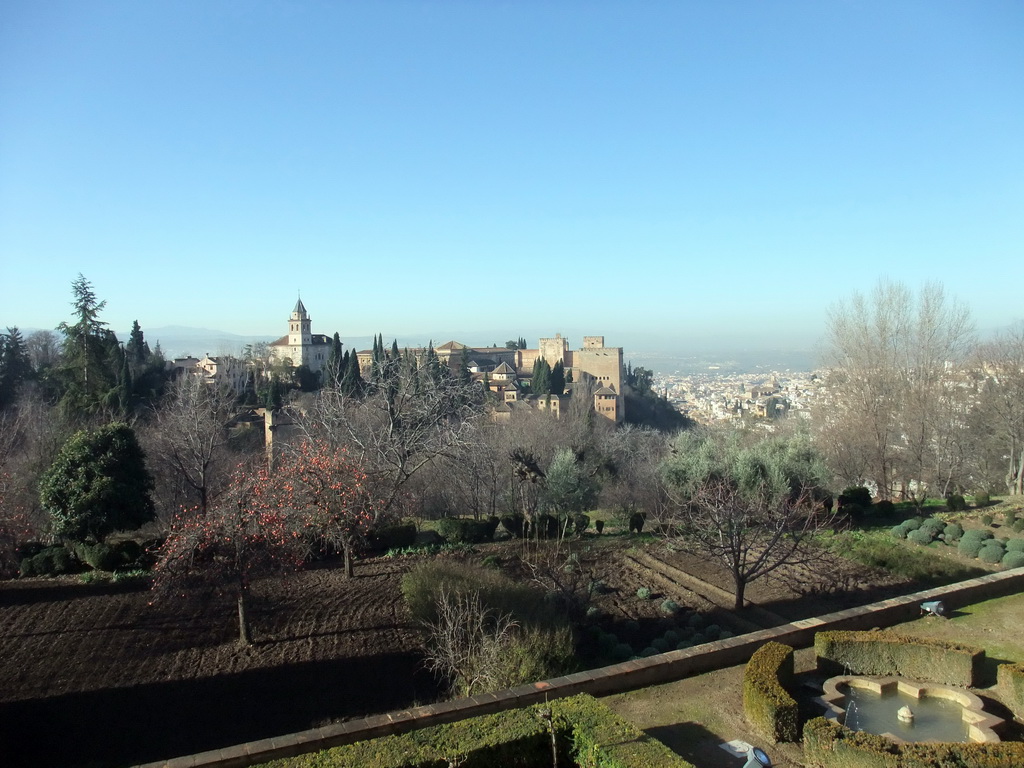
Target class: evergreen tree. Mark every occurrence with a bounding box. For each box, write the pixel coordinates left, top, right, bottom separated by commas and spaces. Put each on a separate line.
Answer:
39, 422, 156, 542
550, 360, 566, 396
125, 320, 149, 367
458, 348, 472, 385
325, 332, 344, 387
390, 339, 400, 361
519, 336, 527, 350
0, 327, 32, 409
532, 358, 552, 395
117, 348, 133, 415
56, 274, 119, 415
341, 348, 364, 397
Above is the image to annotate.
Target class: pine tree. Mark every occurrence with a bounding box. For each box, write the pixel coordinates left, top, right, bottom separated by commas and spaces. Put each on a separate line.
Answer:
56, 275, 118, 415
126, 320, 149, 367
0, 327, 32, 408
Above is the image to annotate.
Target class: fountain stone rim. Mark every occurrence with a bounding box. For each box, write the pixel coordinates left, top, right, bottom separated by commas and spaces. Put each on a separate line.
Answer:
819, 674, 1003, 744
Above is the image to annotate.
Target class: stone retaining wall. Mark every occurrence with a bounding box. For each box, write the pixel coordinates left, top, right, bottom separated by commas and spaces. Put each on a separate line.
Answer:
139, 568, 1024, 768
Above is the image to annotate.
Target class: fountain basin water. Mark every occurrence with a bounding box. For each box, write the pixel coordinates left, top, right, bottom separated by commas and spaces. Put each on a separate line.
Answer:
818, 676, 1003, 744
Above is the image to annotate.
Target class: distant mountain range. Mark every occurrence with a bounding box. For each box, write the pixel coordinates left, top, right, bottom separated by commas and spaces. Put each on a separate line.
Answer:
138, 326, 276, 359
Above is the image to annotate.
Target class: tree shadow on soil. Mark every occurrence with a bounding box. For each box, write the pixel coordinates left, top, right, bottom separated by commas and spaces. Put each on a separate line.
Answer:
645, 722, 734, 768
0, 651, 440, 768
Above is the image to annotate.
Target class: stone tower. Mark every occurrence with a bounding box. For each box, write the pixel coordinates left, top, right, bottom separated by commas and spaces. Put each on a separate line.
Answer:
288, 297, 313, 360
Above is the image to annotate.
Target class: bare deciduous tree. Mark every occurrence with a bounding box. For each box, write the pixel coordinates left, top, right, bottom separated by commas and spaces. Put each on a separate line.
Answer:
818, 280, 974, 501
973, 323, 1024, 496
153, 375, 237, 516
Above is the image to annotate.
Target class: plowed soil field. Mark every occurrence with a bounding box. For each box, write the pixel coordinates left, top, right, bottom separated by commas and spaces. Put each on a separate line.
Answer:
0, 535, 940, 768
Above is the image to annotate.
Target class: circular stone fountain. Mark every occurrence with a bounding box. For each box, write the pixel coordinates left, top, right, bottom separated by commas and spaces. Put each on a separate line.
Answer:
819, 676, 1004, 744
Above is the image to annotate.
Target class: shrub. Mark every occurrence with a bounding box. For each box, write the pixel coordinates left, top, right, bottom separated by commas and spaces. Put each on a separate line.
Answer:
979, 542, 1006, 564
815, 630, 984, 687
943, 522, 964, 541
687, 613, 703, 629
640, 646, 659, 658
981, 513, 994, 527
481, 555, 500, 569
890, 524, 909, 539
436, 517, 495, 545
839, 486, 872, 509
628, 512, 646, 534
704, 624, 721, 640
1002, 551, 1024, 570
689, 632, 706, 646
663, 630, 680, 645
613, 643, 633, 661
974, 491, 991, 507
660, 599, 679, 615
743, 641, 798, 743
903, 517, 923, 531
597, 632, 619, 656
572, 513, 590, 536
874, 499, 896, 516
1015, 519, 1024, 533
594, 519, 604, 534
946, 494, 967, 512
999, 663, 1024, 721
958, 538, 985, 559
1004, 510, 1018, 525
71, 541, 123, 571
920, 517, 945, 535
370, 522, 417, 551
675, 641, 691, 651
651, 638, 670, 653
1006, 538, 1024, 553
499, 514, 525, 539
21, 546, 80, 577
840, 503, 865, 519
803, 716, 1024, 768
907, 529, 933, 546
636, 586, 652, 600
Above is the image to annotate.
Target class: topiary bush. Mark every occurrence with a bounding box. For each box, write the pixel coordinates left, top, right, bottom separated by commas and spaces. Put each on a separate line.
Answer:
907, 529, 933, 546
499, 514, 525, 539
1002, 551, 1024, 570
981, 513, 994, 527
959, 529, 994, 558
979, 542, 1006, 564
651, 637, 670, 653
572, 513, 590, 536
636, 587, 652, 600
628, 512, 646, 534
903, 517, 923, 531
1015, 519, 1024, 533
1006, 538, 1024, 553
369, 522, 418, 552
943, 522, 964, 541
660, 599, 679, 616
839, 486, 872, 509
974, 491, 991, 507
687, 613, 703, 629
436, 517, 495, 544
874, 499, 896, 517
816, 631, 984, 687
20, 546, 80, 577
946, 494, 967, 512
890, 524, 909, 539
920, 517, 945, 536
743, 641, 798, 743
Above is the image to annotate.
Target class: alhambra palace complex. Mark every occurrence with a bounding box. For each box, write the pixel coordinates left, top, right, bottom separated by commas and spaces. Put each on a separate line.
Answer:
263, 299, 626, 422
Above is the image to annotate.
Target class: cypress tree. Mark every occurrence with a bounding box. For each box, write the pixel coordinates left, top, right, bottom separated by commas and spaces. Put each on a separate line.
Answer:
325, 332, 344, 387
532, 358, 552, 395
550, 360, 565, 396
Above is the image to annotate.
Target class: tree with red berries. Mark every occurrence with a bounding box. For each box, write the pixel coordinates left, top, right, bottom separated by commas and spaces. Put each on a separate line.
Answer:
275, 438, 378, 578
152, 461, 303, 645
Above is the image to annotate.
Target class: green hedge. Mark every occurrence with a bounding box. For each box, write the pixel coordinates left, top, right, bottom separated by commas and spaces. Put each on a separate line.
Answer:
997, 662, 1024, 721
743, 642, 799, 743
815, 631, 984, 687
260, 694, 695, 768
803, 717, 1024, 768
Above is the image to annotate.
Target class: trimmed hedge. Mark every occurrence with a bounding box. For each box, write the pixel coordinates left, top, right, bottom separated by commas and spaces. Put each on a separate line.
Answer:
743, 641, 799, 743
803, 716, 1024, 768
998, 662, 1024, 721
815, 631, 984, 687
436, 516, 500, 544
260, 694, 696, 768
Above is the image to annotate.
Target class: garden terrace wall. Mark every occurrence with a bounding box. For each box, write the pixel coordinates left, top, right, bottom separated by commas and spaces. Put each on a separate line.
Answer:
803, 717, 1024, 768
139, 568, 1024, 768
742, 642, 798, 743
815, 631, 985, 687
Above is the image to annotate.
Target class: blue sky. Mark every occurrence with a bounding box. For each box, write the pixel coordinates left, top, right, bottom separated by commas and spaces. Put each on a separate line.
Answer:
1, 1, 1021, 354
